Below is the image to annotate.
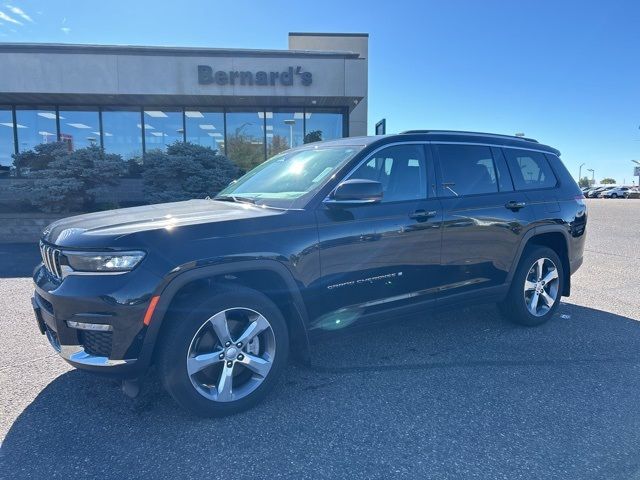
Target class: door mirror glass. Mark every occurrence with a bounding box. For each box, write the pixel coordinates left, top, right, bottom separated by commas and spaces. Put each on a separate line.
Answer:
327, 179, 383, 205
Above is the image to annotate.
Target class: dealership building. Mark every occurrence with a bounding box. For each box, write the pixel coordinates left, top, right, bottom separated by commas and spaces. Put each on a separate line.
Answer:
0, 32, 368, 171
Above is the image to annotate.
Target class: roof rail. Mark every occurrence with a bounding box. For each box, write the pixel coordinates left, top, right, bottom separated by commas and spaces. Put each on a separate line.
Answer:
400, 130, 540, 144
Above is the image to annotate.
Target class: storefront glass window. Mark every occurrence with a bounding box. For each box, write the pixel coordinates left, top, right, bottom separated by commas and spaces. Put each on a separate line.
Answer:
225, 109, 265, 171
101, 108, 143, 160
266, 110, 304, 158
304, 109, 344, 143
15, 107, 58, 152
58, 107, 100, 151
143, 109, 183, 151
0, 107, 15, 168
185, 109, 225, 154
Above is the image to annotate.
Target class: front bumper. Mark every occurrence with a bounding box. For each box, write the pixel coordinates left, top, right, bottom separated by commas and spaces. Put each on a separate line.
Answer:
32, 263, 163, 377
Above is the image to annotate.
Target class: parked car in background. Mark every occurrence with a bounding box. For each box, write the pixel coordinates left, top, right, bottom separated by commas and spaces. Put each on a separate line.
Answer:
625, 188, 640, 199
586, 187, 607, 198
601, 186, 630, 198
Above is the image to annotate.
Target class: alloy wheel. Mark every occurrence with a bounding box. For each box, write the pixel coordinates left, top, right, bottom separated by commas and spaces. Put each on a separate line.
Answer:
523, 258, 560, 317
186, 307, 276, 402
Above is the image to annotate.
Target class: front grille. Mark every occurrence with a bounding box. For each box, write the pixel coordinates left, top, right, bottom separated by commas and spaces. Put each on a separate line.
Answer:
39, 241, 63, 280
80, 330, 113, 357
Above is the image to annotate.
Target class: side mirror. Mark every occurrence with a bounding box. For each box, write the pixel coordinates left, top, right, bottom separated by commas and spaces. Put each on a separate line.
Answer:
325, 179, 383, 206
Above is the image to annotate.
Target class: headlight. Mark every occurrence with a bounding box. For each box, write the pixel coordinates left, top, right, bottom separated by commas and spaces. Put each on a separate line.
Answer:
63, 251, 146, 273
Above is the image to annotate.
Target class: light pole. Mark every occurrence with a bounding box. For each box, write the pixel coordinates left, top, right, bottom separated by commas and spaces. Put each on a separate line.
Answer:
284, 119, 296, 148
587, 168, 595, 185
578, 162, 585, 183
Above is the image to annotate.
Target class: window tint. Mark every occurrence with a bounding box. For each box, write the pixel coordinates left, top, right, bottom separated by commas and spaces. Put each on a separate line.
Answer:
436, 144, 498, 196
504, 149, 557, 190
349, 144, 427, 202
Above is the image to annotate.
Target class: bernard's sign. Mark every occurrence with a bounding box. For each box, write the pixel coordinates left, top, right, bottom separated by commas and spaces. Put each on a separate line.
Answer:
198, 65, 312, 87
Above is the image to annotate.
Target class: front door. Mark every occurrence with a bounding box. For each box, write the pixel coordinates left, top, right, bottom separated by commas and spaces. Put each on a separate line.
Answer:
311, 143, 443, 331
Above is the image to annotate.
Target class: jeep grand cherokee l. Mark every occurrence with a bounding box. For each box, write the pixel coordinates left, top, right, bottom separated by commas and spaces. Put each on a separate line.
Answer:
32, 130, 587, 416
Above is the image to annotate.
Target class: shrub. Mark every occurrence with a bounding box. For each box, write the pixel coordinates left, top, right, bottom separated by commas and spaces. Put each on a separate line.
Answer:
12, 142, 70, 177
12, 144, 125, 213
142, 142, 241, 204
303, 130, 323, 144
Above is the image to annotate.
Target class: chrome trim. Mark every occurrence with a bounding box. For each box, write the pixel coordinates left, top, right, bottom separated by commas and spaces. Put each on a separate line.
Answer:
324, 198, 380, 206
66, 320, 113, 332
39, 241, 63, 280
60, 345, 135, 367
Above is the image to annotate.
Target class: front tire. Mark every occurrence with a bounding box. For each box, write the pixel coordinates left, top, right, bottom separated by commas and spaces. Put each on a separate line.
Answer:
611, 193, 618, 198
157, 286, 289, 417
499, 246, 564, 326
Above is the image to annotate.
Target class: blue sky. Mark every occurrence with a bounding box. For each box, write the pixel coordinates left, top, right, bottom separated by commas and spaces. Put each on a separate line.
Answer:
1, 0, 639, 184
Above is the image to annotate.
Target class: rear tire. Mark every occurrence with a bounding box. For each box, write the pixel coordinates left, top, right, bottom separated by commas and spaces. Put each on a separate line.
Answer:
157, 286, 289, 417
499, 246, 564, 326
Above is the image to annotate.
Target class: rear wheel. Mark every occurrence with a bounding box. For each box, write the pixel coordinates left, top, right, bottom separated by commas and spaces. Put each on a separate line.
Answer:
158, 286, 289, 417
499, 246, 564, 326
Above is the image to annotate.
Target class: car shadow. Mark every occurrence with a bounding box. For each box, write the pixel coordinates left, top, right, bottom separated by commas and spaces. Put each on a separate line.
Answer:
0, 243, 39, 278
2, 302, 640, 479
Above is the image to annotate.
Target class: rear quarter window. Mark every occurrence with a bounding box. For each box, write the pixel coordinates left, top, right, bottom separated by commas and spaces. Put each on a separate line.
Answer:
504, 149, 557, 190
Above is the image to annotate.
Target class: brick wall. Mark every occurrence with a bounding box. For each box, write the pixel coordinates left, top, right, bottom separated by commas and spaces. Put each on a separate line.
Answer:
0, 178, 146, 204
0, 213, 64, 243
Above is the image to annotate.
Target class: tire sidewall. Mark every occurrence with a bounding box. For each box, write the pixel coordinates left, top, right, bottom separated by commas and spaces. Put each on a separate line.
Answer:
159, 287, 289, 417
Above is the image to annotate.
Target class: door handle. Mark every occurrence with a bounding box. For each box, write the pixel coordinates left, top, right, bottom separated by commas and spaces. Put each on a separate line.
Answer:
505, 200, 526, 211
409, 209, 437, 220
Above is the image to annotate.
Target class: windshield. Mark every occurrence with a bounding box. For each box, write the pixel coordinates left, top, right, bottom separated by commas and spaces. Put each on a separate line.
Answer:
217, 145, 361, 208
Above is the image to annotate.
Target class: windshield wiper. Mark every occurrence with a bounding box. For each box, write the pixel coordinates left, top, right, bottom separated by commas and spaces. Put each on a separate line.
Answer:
214, 195, 257, 205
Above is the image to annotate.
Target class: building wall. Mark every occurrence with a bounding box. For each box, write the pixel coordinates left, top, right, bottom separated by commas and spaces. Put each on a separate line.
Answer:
0, 47, 366, 111
289, 33, 368, 136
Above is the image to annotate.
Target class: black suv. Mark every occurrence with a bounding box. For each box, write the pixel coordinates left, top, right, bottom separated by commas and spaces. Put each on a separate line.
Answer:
32, 131, 587, 416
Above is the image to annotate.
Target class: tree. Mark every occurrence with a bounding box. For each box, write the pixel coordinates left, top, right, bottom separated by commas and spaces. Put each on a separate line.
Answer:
142, 142, 241, 204
12, 142, 69, 177
12, 144, 125, 213
304, 130, 323, 144
578, 176, 591, 188
601, 177, 616, 185
225, 127, 264, 171
268, 135, 290, 157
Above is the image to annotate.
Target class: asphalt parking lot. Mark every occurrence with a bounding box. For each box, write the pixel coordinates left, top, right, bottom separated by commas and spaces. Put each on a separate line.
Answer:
1, 199, 639, 479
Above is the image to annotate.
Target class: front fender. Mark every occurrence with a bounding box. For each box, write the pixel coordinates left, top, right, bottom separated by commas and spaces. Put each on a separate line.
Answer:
138, 259, 311, 370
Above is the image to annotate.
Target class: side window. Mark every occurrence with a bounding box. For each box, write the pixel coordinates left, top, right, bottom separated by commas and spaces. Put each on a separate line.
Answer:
504, 149, 557, 190
435, 144, 498, 196
349, 144, 427, 202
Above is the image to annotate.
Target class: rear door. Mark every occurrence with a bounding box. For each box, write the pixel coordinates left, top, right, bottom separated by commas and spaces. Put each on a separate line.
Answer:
502, 148, 560, 217
434, 143, 534, 299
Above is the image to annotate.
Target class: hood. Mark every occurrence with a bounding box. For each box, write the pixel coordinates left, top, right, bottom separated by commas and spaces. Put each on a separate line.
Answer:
42, 199, 282, 247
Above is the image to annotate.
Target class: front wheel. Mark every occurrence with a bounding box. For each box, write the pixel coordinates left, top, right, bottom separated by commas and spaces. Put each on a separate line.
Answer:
610, 193, 618, 198
499, 246, 564, 326
157, 286, 289, 417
